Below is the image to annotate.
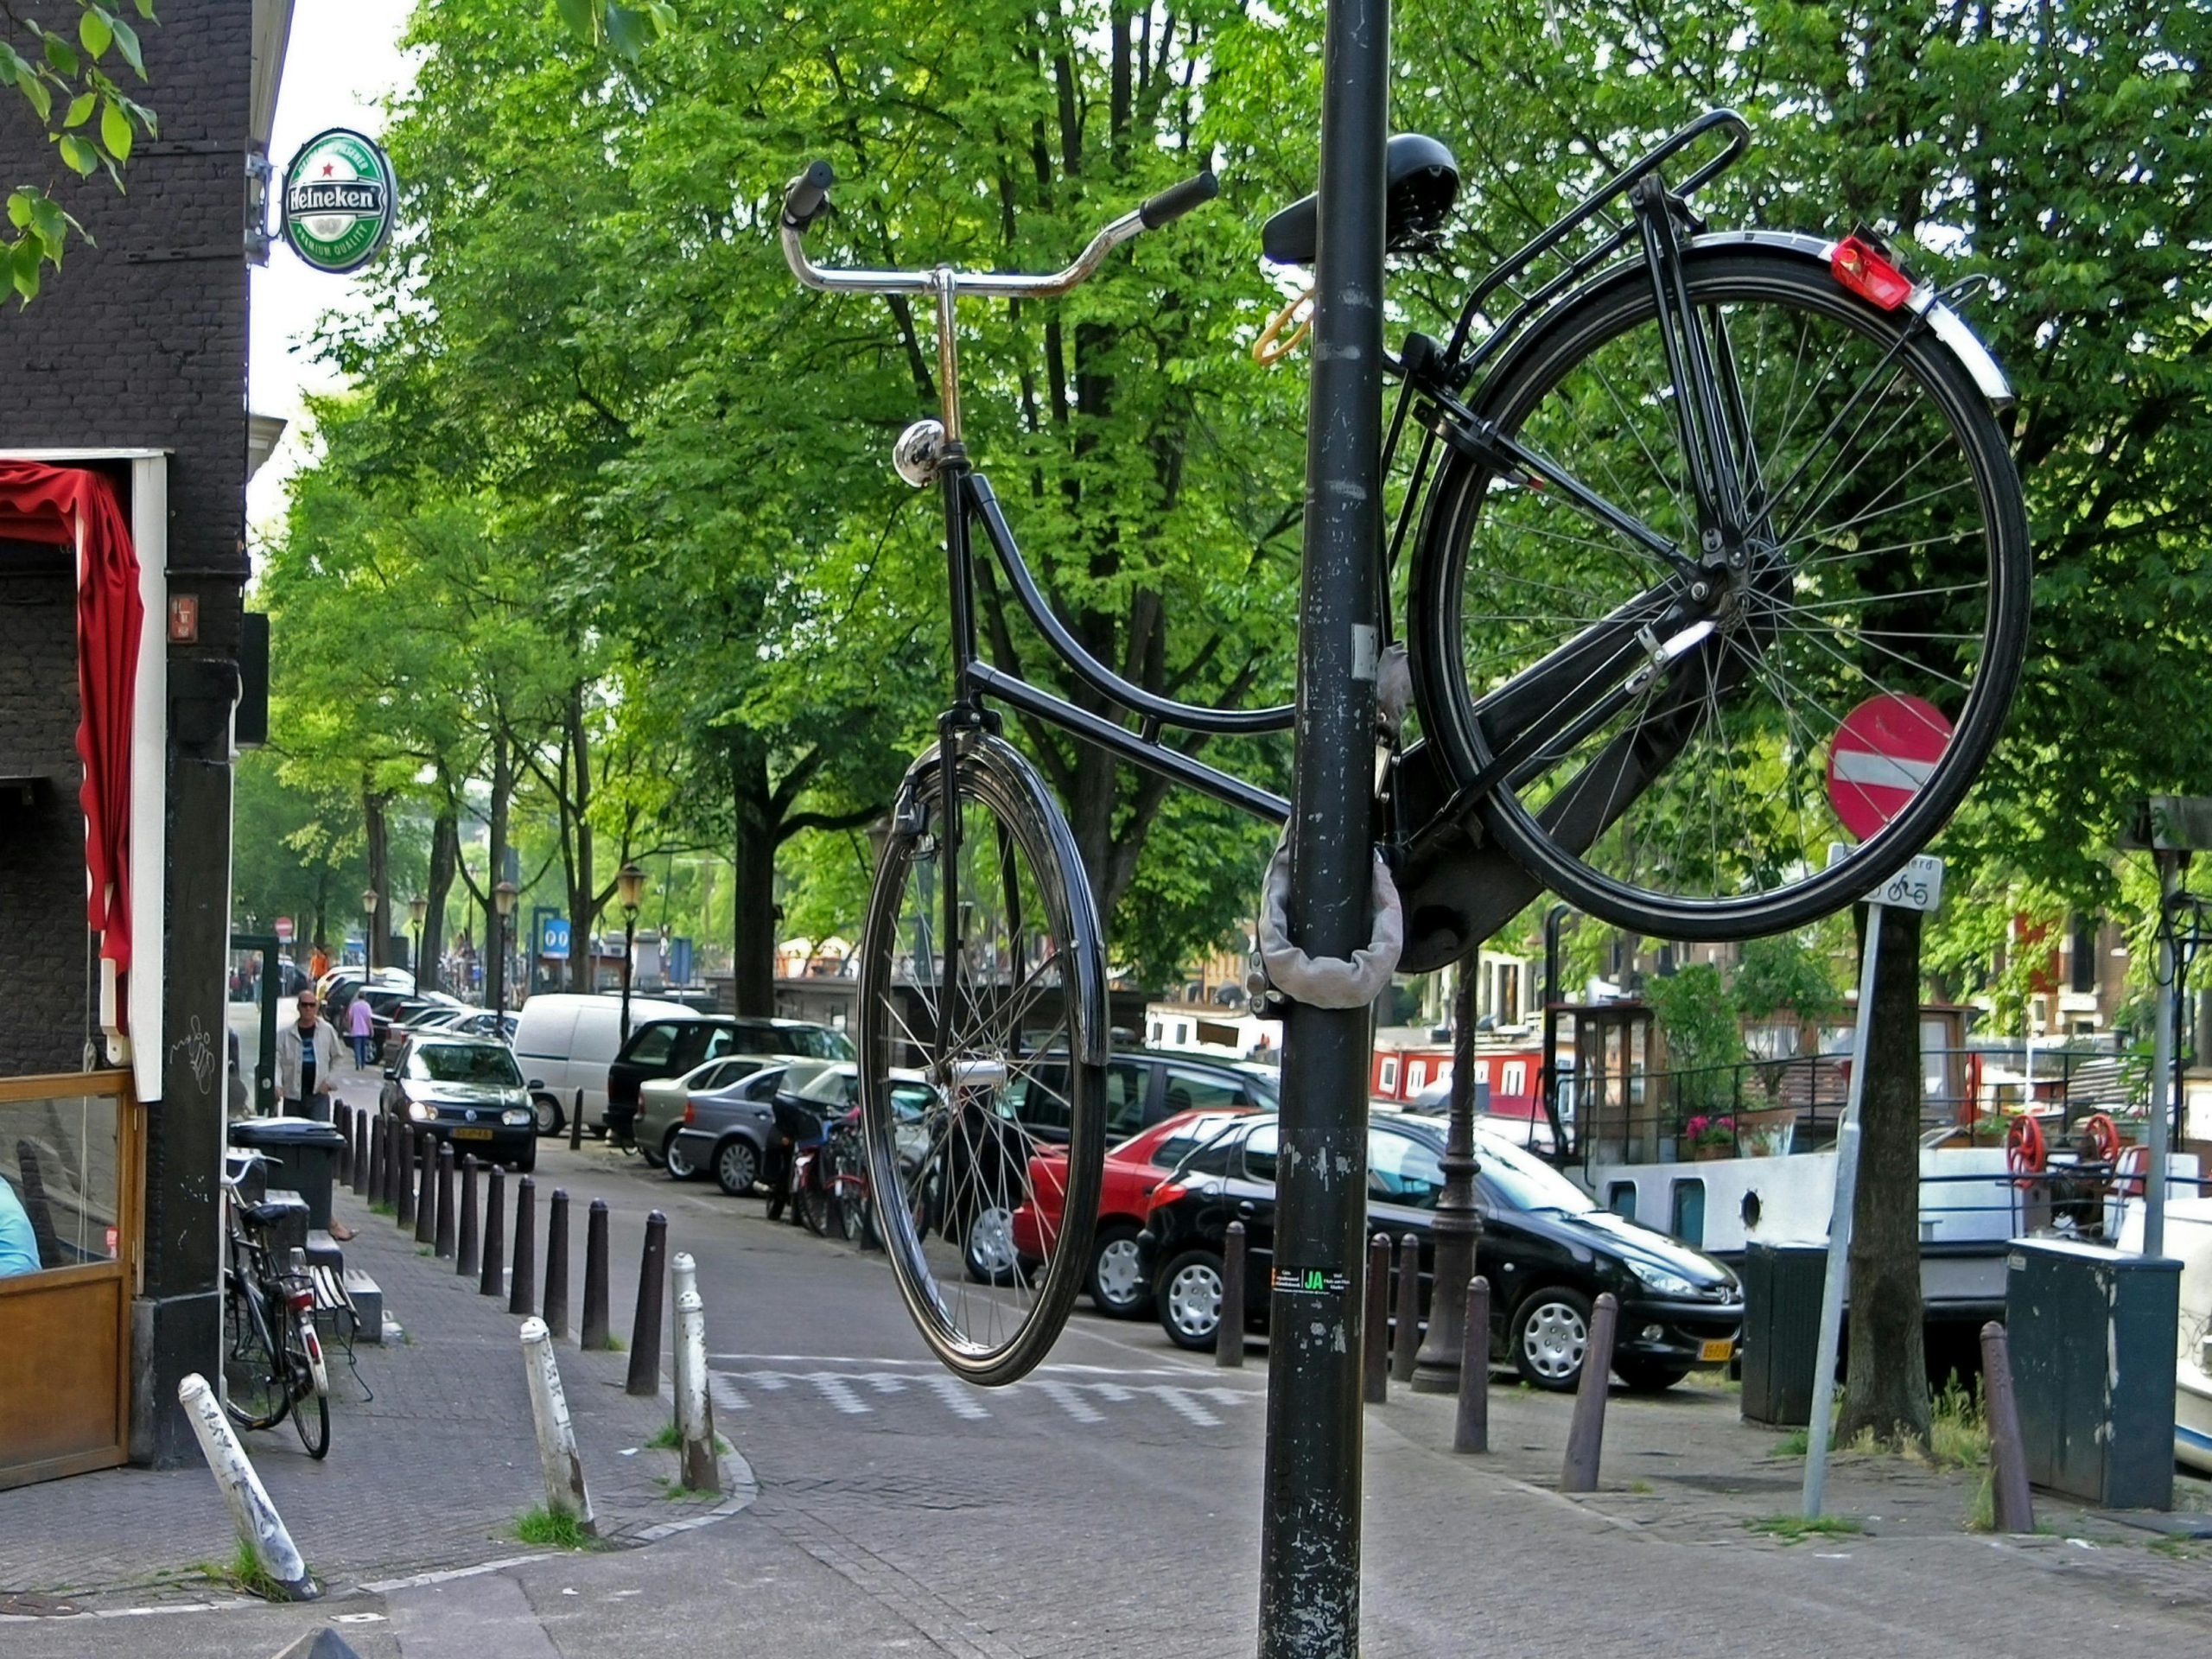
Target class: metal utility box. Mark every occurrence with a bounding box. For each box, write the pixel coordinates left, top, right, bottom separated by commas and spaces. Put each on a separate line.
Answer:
1740, 1243, 1828, 1427
2005, 1238, 2180, 1510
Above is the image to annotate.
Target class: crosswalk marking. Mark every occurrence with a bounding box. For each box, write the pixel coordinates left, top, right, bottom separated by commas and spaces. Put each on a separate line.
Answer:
709, 1365, 1257, 1430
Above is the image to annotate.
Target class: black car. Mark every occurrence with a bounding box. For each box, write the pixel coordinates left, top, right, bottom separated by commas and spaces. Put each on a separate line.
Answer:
604, 1015, 854, 1140
1137, 1113, 1743, 1391
379, 1033, 538, 1173
999, 1047, 1279, 1144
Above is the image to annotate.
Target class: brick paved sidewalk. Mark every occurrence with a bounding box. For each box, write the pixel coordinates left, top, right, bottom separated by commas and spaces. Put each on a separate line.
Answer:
0, 1171, 747, 1611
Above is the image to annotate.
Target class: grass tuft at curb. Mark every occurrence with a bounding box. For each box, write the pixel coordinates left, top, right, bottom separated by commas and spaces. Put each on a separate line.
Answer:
1747, 1514, 1864, 1544
515, 1506, 595, 1549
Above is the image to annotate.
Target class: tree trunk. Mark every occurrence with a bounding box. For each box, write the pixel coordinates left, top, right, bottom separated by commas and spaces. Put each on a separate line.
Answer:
1838, 901, 1930, 1449
423, 802, 458, 994
567, 684, 597, 993
362, 779, 390, 972
487, 728, 513, 1011
731, 737, 778, 1017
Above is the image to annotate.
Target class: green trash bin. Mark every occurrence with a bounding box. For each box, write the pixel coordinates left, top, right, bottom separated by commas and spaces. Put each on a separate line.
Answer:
1740, 1242, 1829, 1427
227, 1116, 347, 1230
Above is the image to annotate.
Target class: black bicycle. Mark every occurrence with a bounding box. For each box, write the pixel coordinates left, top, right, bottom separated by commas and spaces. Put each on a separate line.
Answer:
779, 110, 2031, 1382
221, 1157, 331, 1458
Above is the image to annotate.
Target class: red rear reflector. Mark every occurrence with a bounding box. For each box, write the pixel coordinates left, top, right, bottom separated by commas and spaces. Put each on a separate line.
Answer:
1831, 235, 1913, 310
287, 1287, 315, 1313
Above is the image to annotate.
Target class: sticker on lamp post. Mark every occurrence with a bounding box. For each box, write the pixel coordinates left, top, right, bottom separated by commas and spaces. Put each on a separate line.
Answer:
281, 129, 396, 274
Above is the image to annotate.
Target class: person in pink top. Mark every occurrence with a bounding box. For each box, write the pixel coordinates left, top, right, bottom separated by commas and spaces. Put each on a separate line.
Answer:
348, 992, 377, 1069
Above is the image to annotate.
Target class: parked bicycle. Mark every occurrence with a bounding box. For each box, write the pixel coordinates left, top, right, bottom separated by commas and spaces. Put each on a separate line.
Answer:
779, 109, 2031, 1383
220, 1154, 331, 1458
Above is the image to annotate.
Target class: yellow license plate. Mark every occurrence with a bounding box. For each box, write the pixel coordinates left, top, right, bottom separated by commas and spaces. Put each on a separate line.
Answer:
1700, 1338, 1736, 1363
451, 1127, 494, 1141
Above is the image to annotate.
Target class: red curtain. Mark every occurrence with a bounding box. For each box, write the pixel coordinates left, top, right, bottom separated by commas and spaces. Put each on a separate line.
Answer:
0, 461, 143, 1014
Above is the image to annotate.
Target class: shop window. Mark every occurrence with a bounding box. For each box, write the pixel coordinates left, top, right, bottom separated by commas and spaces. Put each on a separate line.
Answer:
1, 1090, 122, 1277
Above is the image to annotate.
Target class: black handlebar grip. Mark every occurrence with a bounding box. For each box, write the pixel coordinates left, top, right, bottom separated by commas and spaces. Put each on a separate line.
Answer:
1138, 168, 1219, 231
782, 160, 836, 231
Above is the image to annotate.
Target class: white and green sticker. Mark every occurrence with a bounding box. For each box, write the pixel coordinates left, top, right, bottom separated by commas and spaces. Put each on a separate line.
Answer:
281, 129, 395, 275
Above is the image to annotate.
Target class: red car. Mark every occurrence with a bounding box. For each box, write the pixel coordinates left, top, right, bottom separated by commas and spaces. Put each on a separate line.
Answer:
1013, 1109, 1256, 1317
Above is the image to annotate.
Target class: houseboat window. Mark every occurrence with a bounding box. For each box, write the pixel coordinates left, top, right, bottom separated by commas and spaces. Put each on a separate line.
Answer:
1378, 1057, 1400, 1096
1606, 1182, 1637, 1222
1669, 1179, 1706, 1249
1501, 1061, 1527, 1096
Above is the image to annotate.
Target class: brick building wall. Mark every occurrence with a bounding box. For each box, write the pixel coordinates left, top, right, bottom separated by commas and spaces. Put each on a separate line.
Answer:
0, 559, 90, 1073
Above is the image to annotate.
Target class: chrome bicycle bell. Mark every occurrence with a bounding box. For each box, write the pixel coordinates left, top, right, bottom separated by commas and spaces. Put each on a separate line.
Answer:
892, 418, 947, 488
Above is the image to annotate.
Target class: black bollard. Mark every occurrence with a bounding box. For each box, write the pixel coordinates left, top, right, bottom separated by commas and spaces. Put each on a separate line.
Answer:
414, 1133, 437, 1245
395, 1121, 417, 1230
334, 1104, 352, 1187
509, 1174, 537, 1317
581, 1198, 612, 1350
543, 1189, 571, 1339
1560, 1292, 1619, 1493
435, 1144, 457, 1259
1454, 1277, 1491, 1454
1391, 1231, 1422, 1386
351, 1104, 370, 1196
1980, 1321, 2036, 1533
626, 1210, 668, 1395
456, 1154, 480, 1277
1363, 1234, 1392, 1405
1218, 1221, 1247, 1369
367, 1109, 387, 1205
569, 1091, 583, 1152
480, 1165, 506, 1297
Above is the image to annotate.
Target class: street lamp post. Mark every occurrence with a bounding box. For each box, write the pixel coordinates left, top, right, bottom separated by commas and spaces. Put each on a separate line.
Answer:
1413, 967, 1483, 1392
492, 880, 518, 1018
360, 887, 379, 972
617, 861, 647, 1044
408, 894, 429, 986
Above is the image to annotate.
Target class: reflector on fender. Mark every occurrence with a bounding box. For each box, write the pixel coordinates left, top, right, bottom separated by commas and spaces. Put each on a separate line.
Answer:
1831, 234, 1914, 311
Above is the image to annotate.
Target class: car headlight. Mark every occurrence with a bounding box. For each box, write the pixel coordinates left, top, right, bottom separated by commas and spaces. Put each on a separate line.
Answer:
406, 1100, 434, 1122
1626, 1261, 1698, 1298
501, 1107, 533, 1126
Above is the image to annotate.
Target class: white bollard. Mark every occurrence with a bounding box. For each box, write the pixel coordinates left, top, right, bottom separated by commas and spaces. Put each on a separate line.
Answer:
671, 1252, 721, 1493
518, 1316, 596, 1533
177, 1373, 320, 1600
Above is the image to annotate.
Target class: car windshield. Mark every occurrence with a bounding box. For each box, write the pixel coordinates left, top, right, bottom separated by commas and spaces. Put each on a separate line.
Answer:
412, 1044, 522, 1087
1476, 1132, 1594, 1214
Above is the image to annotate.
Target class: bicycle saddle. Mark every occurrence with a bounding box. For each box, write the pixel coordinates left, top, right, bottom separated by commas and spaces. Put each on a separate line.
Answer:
239, 1199, 295, 1230
1262, 133, 1460, 265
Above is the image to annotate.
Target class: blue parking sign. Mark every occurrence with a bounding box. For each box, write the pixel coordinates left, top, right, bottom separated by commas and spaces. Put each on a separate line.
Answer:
541, 917, 572, 960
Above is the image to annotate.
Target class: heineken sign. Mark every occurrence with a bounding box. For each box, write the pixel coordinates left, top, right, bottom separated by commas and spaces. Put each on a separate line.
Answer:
280, 129, 396, 274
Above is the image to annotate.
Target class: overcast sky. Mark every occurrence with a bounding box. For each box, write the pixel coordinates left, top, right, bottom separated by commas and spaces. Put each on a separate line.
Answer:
245, 1, 417, 546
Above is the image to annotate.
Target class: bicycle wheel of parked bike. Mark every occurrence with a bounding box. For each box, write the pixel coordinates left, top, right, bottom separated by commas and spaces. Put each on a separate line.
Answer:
220, 1270, 290, 1433
1409, 247, 2030, 938
858, 734, 1106, 1386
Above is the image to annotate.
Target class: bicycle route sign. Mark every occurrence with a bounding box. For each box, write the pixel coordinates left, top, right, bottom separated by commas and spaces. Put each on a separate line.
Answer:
1827, 692, 1952, 841
280, 128, 396, 274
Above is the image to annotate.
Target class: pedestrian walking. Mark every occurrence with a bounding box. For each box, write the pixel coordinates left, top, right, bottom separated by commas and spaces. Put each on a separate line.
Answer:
348, 989, 377, 1069
275, 990, 342, 1121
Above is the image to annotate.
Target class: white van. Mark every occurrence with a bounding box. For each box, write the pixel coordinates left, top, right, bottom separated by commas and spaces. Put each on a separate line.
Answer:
511, 992, 696, 1136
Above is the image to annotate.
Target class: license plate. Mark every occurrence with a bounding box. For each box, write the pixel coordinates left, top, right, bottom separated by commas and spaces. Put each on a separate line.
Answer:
1700, 1338, 1735, 1363
452, 1127, 493, 1141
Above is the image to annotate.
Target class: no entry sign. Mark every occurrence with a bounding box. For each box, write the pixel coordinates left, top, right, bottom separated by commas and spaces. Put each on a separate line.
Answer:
1827, 693, 1952, 840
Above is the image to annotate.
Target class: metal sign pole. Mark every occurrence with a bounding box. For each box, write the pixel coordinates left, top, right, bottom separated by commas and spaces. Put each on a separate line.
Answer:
1256, 0, 1390, 1648
1802, 901, 1883, 1519
2148, 851, 2180, 1259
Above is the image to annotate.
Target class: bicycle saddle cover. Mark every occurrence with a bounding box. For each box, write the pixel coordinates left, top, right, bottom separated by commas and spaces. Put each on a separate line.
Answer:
1262, 133, 1460, 265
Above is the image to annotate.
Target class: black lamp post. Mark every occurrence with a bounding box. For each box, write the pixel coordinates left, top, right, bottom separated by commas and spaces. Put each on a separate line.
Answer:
492, 880, 518, 1018
360, 887, 379, 972
408, 894, 428, 983
1413, 965, 1483, 1392
617, 861, 647, 1043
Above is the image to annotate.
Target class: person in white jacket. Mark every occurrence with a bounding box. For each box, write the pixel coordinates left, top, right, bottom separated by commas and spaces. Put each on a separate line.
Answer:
274, 991, 341, 1119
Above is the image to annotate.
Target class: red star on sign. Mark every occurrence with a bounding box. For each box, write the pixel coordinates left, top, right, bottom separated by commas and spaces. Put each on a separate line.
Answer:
321, 162, 335, 176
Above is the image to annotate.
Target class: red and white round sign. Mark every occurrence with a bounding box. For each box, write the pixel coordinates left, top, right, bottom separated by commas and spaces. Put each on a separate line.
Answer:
1827, 693, 1952, 841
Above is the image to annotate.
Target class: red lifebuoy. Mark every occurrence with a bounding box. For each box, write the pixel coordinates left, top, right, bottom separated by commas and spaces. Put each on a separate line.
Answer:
2006, 1115, 2047, 1190
2082, 1112, 2123, 1165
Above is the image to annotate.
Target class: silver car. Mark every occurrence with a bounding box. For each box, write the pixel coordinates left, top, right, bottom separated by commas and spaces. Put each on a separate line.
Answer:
662, 1062, 791, 1195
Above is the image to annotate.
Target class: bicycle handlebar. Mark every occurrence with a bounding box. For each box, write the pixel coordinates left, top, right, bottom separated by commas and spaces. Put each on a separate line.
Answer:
779, 162, 1218, 301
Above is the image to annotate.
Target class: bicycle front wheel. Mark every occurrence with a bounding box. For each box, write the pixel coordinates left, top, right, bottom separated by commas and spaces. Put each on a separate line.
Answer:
1409, 246, 2031, 938
857, 734, 1106, 1386
220, 1272, 290, 1433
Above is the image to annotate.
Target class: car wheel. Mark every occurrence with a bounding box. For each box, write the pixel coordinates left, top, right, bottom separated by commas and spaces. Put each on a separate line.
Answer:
513, 1141, 537, 1176
1156, 1250, 1224, 1351
1087, 1224, 1151, 1317
963, 1204, 1020, 1286
715, 1138, 760, 1198
640, 1138, 666, 1170
1612, 1358, 1693, 1393
1511, 1286, 1592, 1392
531, 1094, 564, 1138
663, 1130, 702, 1181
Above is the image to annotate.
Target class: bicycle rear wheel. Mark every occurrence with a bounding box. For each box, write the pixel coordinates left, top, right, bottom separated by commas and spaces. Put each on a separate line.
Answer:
1409, 247, 2030, 938
220, 1270, 290, 1433
857, 733, 1106, 1386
